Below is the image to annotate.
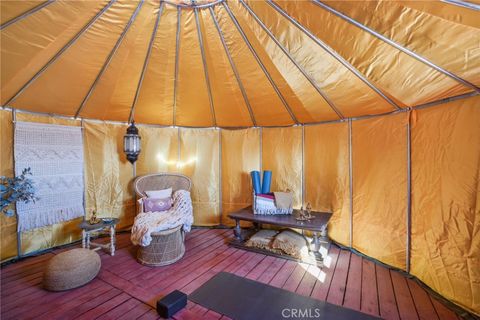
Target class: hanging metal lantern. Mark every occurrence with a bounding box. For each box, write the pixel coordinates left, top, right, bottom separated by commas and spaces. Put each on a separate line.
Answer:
123, 122, 141, 164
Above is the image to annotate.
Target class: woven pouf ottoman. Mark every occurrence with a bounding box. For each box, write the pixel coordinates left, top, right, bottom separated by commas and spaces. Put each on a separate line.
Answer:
137, 225, 185, 267
43, 248, 101, 291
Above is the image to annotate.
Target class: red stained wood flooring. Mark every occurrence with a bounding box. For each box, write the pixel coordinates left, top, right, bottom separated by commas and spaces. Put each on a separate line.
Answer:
0, 229, 461, 319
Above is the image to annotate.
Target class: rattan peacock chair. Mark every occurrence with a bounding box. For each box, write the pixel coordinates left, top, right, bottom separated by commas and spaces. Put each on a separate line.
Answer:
133, 173, 192, 266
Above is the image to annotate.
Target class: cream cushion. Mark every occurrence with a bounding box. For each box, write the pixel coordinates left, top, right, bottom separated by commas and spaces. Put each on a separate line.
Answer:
245, 229, 278, 250
146, 187, 172, 199
43, 248, 101, 291
272, 230, 310, 259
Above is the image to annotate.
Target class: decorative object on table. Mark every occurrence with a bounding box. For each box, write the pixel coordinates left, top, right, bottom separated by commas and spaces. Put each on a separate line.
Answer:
250, 170, 293, 215
261, 170, 272, 194
89, 209, 100, 225
273, 191, 293, 210
250, 171, 261, 194
123, 121, 141, 164
156, 290, 187, 318
132, 173, 192, 266
43, 248, 101, 291
0, 167, 38, 217
79, 217, 119, 256
272, 230, 310, 259
102, 217, 115, 223
14, 121, 84, 232
253, 191, 293, 215
306, 202, 312, 216
295, 204, 313, 222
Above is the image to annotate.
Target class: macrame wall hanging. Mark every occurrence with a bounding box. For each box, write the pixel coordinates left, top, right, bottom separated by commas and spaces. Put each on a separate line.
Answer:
14, 121, 85, 232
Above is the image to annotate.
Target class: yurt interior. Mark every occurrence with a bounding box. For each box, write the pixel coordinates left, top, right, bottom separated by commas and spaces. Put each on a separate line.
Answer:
1, 0, 479, 319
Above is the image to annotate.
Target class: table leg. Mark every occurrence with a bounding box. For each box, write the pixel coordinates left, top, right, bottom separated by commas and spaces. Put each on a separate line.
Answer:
82, 229, 86, 248
312, 232, 320, 254
110, 226, 115, 256
86, 232, 91, 249
233, 219, 242, 241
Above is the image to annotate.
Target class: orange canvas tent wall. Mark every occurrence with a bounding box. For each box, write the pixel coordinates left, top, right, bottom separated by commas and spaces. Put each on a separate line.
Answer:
1, 0, 479, 315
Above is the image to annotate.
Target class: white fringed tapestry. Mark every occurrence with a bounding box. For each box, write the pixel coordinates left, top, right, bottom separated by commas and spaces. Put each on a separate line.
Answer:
14, 122, 85, 232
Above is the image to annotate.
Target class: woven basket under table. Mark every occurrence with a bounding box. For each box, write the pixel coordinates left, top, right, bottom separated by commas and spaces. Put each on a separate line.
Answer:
137, 225, 185, 267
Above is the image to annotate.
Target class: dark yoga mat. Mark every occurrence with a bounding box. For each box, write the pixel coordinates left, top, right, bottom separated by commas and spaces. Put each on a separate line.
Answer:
189, 272, 380, 320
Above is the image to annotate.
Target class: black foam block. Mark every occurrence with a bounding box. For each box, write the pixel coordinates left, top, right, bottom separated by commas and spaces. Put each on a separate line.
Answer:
156, 290, 187, 318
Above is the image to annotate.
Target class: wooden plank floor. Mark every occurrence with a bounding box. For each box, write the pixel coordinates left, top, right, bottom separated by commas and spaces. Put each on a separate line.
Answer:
0, 229, 462, 320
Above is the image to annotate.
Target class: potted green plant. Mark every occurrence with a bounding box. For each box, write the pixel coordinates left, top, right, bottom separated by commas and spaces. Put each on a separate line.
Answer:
0, 168, 38, 217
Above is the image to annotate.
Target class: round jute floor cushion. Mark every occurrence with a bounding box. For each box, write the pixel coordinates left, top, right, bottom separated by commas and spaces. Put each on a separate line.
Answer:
43, 248, 101, 291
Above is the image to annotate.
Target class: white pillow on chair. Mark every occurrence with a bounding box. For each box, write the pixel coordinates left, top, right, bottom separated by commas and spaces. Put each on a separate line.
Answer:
145, 187, 172, 199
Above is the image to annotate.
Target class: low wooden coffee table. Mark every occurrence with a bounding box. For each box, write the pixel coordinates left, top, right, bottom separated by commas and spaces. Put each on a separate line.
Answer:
228, 206, 332, 261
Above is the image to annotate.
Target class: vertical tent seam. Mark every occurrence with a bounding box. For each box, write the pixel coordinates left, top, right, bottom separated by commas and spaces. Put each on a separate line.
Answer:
177, 127, 181, 163
209, 7, 257, 127
302, 125, 305, 207
406, 110, 412, 273
12, 109, 22, 258
266, 0, 402, 111
348, 118, 353, 248
239, 0, 344, 120
218, 128, 223, 226
259, 127, 263, 173
223, 2, 299, 125
2, 0, 117, 107
129, 1, 165, 123
75, 0, 145, 119
80, 119, 87, 220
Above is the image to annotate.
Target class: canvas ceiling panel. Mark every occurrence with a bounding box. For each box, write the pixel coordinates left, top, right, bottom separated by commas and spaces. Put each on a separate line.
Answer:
325, 1, 480, 88
1, 1, 108, 106
83, 121, 135, 230
136, 126, 179, 176
262, 127, 302, 208
213, 6, 293, 126
244, 0, 393, 118
175, 9, 214, 127
352, 113, 407, 270
398, 1, 479, 29
305, 122, 349, 246
0, 109, 17, 261
10, 1, 138, 116
198, 8, 253, 127
221, 128, 260, 226
133, 5, 177, 125
79, 1, 157, 121
411, 96, 480, 314
275, 1, 469, 107
179, 129, 219, 226
228, 1, 339, 123
0, 1, 45, 25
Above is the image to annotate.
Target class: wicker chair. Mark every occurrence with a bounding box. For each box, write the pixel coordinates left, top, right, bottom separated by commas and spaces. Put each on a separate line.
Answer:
133, 173, 192, 267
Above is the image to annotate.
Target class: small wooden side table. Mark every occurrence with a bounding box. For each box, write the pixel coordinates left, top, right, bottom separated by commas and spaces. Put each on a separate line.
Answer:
79, 218, 119, 256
